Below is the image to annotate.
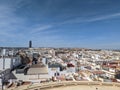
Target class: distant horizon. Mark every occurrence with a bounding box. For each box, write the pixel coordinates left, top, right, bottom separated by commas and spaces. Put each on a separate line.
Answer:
0, 46, 120, 50
0, 0, 120, 48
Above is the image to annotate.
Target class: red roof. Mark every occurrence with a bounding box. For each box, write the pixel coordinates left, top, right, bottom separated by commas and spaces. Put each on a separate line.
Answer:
102, 65, 116, 68
67, 63, 75, 67
92, 71, 105, 74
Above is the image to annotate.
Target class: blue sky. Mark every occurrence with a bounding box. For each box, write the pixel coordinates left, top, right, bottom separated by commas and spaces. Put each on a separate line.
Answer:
0, 0, 120, 49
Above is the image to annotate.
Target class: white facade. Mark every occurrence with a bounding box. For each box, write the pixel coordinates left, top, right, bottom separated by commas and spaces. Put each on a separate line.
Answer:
0, 79, 2, 86
42, 58, 47, 65
67, 67, 76, 73
0, 58, 11, 70
109, 68, 115, 73
48, 67, 60, 77
73, 53, 78, 58
0, 56, 21, 70
0, 78, 2, 89
2, 49, 6, 56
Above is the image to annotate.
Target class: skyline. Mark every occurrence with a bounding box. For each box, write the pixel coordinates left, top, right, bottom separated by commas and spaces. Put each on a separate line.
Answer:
0, 0, 120, 49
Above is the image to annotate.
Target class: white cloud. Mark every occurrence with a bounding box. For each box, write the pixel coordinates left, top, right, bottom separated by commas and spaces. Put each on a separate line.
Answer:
0, 2, 27, 41
59, 12, 120, 25
0, 1, 62, 46
86, 12, 120, 22
29, 24, 53, 34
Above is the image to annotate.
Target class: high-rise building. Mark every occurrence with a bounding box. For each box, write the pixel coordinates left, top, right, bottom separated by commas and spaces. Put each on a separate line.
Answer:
29, 40, 32, 48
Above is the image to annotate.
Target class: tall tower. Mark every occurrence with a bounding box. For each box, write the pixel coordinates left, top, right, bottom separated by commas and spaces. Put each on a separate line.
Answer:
29, 40, 32, 48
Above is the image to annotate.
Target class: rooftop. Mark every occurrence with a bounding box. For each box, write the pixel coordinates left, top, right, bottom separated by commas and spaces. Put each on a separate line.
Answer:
27, 63, 48, 75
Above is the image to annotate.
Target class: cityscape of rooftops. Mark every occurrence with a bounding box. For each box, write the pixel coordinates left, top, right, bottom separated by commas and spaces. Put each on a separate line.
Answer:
0, 0, 120, 90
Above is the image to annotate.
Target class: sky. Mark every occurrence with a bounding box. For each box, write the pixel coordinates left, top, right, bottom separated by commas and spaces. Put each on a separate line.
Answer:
0, 0, 120, 49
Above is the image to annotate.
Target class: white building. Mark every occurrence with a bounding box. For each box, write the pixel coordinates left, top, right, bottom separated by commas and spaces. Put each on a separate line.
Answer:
0, 58, 12, 70
0, 56, 21, 71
